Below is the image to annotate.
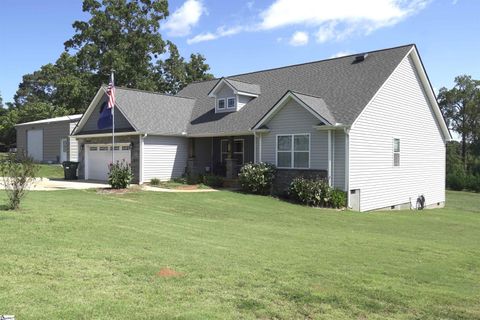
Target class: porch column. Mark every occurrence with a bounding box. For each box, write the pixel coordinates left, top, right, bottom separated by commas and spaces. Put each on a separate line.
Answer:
187, 138, 196, 176
225, 136, 236, 179
327, 130, 332, 186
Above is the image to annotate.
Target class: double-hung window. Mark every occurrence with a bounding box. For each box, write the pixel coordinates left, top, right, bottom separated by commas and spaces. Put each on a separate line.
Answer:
227, 97, 235, 109
277, 134, 310, 168
393, 138, 400, 166
217, 98, 225, 110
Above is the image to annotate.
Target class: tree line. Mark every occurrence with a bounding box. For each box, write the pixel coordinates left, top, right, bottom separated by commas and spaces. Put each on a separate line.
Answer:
438, 75, 480, 191
0, 0, 213, 146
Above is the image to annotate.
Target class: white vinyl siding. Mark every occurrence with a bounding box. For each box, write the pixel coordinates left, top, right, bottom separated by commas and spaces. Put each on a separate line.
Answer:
142, 135, 189, 181
349, 54, 446, 211
69, 122, 79, 161
260, 99, 328, 170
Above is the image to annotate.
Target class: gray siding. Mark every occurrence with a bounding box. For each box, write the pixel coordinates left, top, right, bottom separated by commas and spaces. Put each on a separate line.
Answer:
260, 99, 328, 170
142, 135, 189, 181
194, 137, 213, 171
333, 130, 346, 190
81, 95, 134, 133
16, 121, 72, 163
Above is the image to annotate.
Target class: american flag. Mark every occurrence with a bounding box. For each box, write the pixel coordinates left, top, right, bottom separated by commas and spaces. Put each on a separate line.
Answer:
107, 73, 115, 109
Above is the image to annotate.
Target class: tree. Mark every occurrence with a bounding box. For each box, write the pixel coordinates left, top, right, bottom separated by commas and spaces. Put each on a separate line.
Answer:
438, 75, 480, 170
14, 53, 94, 114
64, 0, 169, 91
186, 53, 214, 84
0, 91, 3, 108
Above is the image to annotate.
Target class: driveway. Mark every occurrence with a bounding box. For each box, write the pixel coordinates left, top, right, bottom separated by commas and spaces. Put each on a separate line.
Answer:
0, 178, 110, 191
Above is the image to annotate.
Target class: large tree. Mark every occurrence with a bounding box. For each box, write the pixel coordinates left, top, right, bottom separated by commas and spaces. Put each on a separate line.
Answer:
438, 75, 480, 171
14, 53, 94, 114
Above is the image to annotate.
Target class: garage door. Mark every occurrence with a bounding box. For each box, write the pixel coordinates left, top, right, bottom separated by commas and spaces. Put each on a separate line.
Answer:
27, 129, 43, 161
86, 144, 131, 181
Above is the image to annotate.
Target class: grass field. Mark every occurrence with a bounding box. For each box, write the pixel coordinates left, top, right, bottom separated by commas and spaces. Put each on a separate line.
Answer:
0, 190, 479, 319
37, 164, 64, 179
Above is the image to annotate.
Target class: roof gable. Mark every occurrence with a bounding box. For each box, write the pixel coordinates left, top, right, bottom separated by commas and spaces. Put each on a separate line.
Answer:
253, 91, 335, 130
208, 77, 261, 97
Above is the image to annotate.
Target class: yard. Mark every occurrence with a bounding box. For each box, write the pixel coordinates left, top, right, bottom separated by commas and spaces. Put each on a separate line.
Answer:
0, 190, 479, 319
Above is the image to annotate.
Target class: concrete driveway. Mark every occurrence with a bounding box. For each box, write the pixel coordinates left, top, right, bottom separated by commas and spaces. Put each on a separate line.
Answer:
0, 178, 110, 191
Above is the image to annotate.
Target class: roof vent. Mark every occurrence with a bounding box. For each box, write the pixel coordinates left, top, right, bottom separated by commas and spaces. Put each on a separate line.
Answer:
354, 53, 368, 63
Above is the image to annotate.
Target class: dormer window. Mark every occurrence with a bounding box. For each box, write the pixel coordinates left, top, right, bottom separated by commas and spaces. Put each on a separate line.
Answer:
227, 97, 235, 109
217, 98, 225, 109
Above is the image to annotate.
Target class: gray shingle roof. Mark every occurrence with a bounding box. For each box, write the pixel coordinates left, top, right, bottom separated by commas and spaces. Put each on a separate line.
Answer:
115, 87, 195, 135
289, 91, 335, 125
178, 44, 414, 135
224, 79, 261, 95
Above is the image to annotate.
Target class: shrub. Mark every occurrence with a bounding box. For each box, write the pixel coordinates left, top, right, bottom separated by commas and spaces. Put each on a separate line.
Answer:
447, 172, 466, 191
330, 188, 347, 208
288, 177, 330, 207
466, 174, 480, 193
150, 178, 160, 186
202, 174, 224, 188
108, 160, 132, 189
186, 173, 201, 185
238, 162, 276, 195
0, 153, 38, 210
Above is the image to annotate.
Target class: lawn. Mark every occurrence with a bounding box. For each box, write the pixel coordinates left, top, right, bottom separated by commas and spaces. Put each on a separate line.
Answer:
0, 190, 479, 319
37, 164, 64, 179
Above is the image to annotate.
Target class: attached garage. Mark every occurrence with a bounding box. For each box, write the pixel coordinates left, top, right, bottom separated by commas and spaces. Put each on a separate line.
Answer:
85, 143, 131, 181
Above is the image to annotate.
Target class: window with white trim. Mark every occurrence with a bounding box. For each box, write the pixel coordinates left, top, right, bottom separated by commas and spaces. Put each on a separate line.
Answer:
393, 138, 400, 166
277, 134, 310, 168
217, 98, 225, 109
227, 97, 235, 109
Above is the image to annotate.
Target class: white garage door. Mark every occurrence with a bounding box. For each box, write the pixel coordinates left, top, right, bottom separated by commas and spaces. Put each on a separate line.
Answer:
27, 129, 43, 161
86, 144, 131, 181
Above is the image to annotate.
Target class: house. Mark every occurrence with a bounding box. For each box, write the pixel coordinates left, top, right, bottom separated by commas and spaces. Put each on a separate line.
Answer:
72, 44, 451, 212
16, 114, 82, 163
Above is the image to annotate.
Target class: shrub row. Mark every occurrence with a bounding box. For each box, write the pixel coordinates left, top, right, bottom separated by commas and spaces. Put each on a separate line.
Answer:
288, 177, 346, 208
447, 172, 480, 192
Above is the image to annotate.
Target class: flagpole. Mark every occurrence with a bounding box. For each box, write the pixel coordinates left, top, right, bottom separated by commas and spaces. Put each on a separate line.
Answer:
111, 71, 115, 165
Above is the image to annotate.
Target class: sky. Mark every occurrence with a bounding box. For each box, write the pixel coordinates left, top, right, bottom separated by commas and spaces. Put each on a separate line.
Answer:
0, 0, 479, 105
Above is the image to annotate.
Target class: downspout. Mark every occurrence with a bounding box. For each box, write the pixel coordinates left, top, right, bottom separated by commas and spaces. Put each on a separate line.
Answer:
344, 127, 350, 209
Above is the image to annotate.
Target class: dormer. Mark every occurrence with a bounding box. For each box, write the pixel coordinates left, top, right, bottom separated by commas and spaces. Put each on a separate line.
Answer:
208, 78, 260, 113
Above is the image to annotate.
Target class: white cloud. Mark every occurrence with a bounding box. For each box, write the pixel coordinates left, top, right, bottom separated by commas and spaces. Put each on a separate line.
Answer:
330, 51, 351, 58
162, 0, 205, 37
187, 26, 243, 44
186, 0, 431, 45
246, 1, 255, 10
289, 31, 309, 46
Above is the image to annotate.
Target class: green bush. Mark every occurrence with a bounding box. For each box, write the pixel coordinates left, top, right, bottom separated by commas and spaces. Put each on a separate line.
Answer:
238, 162, 276, 195
0, 153, 38, 210
447, 172, 466, 191
466, 174, 480, 193
108, 160, 132, 189
330, 189, 347, 208
202, 174, 224, 188
288, 177, 331, 207
150, 178, 160, 186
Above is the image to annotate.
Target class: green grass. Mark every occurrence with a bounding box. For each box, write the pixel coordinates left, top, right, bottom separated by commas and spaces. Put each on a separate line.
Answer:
0, 190, 479, 319
37, 164, 64, 179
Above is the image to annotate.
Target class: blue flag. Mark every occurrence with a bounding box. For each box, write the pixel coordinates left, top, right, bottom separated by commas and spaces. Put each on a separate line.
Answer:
97, 101, 112, 129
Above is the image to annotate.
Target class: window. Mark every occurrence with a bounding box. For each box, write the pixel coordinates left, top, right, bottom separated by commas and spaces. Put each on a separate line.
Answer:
217, 98, 225, 109
277, 134, 310, 168
89, 146, 98, 151
227, 97, 235, 109
221, 139, 244, 165
99, 146, 108, 151
122, 146, 130, 151
393, 138, 400, 166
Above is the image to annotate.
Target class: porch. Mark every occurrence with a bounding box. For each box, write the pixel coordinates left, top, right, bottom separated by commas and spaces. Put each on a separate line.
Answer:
186, 135, 254, 179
